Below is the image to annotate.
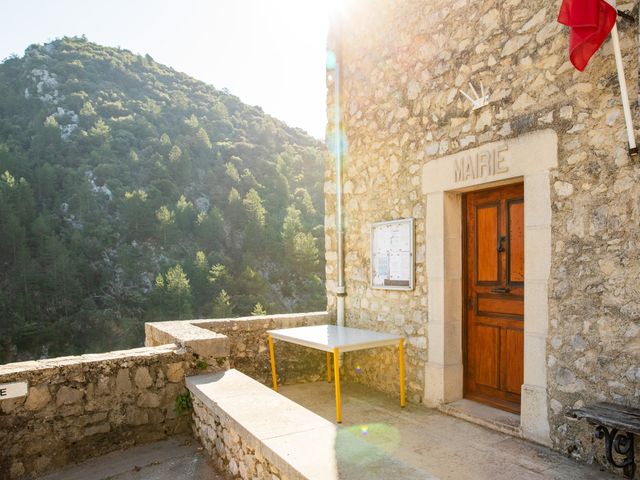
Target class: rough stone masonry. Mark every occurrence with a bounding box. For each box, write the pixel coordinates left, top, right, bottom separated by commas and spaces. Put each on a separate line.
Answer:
0, 345, 194, 479
324, 0, 640, 473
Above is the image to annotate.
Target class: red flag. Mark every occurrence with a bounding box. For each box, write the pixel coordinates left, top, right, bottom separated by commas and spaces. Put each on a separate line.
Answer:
558, 0, 617, 71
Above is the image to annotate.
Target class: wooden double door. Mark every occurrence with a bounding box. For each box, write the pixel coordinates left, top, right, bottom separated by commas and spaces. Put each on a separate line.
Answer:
464, 183, 524, 414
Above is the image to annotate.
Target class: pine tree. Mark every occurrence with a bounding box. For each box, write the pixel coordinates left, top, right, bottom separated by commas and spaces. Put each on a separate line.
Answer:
251, 303, 267, 316
211, 289, 233, 318
158, 265, 193, 319
155, 205, 175, 246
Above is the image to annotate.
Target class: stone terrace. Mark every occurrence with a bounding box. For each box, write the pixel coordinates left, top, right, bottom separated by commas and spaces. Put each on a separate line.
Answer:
0, 312, 628, 479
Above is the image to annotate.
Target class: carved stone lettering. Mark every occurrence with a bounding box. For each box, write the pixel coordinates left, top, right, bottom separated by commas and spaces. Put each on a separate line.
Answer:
454, 145, 509, 182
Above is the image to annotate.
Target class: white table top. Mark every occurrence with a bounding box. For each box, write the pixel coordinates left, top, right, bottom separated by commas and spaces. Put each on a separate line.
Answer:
267, 324, 402, 353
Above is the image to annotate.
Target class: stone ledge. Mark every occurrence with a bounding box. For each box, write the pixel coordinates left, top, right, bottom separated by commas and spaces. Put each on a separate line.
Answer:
187, 369, 431, 480
193, 311, 329, 332
145, 321, 230, 361
0, 344, 182, 378
188, 369, 333, 479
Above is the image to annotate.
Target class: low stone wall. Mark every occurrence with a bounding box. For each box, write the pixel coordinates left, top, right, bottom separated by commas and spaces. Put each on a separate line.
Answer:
146, 312, 330, 386
192, 396, 284, 480
0, 345, 194, 479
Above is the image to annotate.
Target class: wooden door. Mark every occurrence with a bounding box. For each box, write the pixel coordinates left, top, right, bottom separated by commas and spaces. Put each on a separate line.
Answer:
464, 183, 524, 414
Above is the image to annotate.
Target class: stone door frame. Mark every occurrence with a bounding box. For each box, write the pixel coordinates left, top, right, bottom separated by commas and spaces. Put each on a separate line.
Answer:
421, 129, 557, 445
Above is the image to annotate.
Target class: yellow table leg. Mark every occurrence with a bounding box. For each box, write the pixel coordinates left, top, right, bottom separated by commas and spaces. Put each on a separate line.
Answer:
268, 334, 278, 392
333, 347, 342, 423
326, 352, 332, 383
399, 338, 405, 407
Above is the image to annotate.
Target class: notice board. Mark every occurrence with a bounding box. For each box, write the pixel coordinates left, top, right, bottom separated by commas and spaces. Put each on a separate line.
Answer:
370, 218, 414, 290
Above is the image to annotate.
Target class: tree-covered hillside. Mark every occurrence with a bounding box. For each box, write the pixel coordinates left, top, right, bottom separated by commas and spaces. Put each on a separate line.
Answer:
0, 37, 326, 363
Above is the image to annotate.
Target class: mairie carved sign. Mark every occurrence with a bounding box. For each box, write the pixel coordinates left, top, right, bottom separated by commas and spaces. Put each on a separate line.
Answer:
422, 129, 558, 195
454, 145, 509, 182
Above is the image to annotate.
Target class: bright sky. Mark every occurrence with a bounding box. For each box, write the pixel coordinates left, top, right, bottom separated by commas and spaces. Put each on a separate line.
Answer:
0, 0, 330, 139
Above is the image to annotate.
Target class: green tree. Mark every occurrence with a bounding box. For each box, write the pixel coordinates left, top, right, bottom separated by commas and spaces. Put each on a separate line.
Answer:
211, 289, 233, 318
155, 205, 175, 246
175, 195, 195, 230
168, 145, 182, 163
122, 189, 153, 240
251, 303, 267, 316
292, 232, 320, 270
156, 265, 192, 319
243, 189, 266, 227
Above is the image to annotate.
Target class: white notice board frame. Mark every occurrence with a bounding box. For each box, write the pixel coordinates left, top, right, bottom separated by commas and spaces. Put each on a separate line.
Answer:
370, 218, 414, 291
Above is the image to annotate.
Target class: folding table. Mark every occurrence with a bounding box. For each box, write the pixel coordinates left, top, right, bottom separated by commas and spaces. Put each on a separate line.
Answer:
267, 324, 405, 423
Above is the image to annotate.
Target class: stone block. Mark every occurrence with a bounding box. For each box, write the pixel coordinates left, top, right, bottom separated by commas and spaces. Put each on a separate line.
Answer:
24, 384, 51, 411
83, 423, 111, 438
166, 362, 185, 383
56, 386, 83, 406
115, 368, 132, 394
9, 461, 25, 479
125, 406, 149, 426
137, 391, 161, 408
134, 367, 153, 389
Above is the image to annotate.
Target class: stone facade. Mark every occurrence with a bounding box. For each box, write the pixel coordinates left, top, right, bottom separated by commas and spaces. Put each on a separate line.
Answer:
324, 0, 640, 472
0, 345, 197, 479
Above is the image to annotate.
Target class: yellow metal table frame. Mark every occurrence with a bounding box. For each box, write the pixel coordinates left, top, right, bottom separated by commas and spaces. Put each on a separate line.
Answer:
267, 324, 405, 423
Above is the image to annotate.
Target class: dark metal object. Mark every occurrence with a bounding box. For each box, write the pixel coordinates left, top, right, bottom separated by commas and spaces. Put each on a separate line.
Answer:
628, 146, 638, 157
570, 402, 640, 479
491, 287, 511, 294
497, 236, 506, 253
595, 425, 635, 478
617, 10, 636, 22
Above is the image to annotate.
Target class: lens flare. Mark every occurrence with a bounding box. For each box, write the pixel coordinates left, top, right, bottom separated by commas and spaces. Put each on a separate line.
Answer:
326, 128, 348, 156
355, 365, 362, 374
326, 50, 337, 70
336, 423, 401, 465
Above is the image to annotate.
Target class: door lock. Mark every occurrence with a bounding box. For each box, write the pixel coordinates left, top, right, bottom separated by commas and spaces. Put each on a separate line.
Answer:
497, 236, 506, 253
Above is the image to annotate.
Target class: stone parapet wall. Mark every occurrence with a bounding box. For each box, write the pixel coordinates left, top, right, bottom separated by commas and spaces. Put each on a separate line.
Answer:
146, 312, 330, 386
0, 345, 196, 479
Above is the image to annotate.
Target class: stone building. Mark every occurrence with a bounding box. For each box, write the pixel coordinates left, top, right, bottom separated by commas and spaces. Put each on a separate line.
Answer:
324, 0, 640, 468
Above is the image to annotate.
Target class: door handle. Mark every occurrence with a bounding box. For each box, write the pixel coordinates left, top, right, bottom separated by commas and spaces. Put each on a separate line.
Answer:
497, 236, 506, 253
491, 287, 511, 294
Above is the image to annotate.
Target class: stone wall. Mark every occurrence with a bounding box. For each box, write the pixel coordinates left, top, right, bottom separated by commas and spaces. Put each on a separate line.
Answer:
0, 345, 195, 479
192, 396, 285, 480
146, 312, 330, 387
325, 0, 640, 470
195, 312, 329, 386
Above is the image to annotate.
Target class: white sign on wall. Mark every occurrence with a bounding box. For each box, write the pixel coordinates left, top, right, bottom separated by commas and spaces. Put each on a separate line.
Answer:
0, 381, 28, 400
371, 218, 414, 290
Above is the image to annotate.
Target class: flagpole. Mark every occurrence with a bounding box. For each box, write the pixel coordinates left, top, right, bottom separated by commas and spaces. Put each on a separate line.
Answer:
610, 23, 638, 156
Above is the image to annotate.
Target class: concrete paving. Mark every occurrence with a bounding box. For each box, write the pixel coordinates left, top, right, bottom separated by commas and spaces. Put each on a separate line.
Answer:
35, 382, 617, 480
279, 382, 617, 480
38, 435, 225, 480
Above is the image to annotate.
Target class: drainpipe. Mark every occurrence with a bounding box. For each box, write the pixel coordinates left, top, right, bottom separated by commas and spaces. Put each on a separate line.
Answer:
332, 17, 346, 329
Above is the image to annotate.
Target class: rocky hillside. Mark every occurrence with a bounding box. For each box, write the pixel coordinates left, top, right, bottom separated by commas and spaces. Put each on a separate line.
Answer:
0, 37, 326, 362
